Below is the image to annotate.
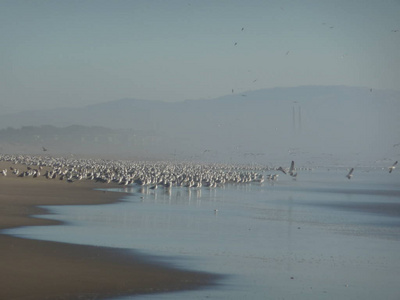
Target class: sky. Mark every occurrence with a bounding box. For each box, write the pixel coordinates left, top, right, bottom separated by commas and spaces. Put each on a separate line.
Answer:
1, 0, 399, 113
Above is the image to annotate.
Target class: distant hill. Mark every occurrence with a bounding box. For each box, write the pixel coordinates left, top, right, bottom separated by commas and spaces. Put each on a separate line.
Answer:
1, 86, 399, 164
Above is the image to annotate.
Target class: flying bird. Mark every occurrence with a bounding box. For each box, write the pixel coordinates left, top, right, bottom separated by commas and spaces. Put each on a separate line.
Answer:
389, 161, 398, 173
277, 166, 287, 174
289, 161, 295, 173
289, 161, 297, 177
42, 146, 48, 152
346, 168, 354, 179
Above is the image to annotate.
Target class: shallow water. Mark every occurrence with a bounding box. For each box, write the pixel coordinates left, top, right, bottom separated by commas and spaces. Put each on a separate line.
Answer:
5, 168, 400, 300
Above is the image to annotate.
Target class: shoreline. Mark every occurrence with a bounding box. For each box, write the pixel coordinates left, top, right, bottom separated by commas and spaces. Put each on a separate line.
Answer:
0, 162, 217, 300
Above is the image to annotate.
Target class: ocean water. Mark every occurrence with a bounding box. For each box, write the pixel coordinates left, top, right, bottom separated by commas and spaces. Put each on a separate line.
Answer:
5, 167, 400, 300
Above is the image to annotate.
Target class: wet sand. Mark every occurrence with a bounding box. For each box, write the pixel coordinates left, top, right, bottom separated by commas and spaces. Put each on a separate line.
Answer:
0, 162, 216, 300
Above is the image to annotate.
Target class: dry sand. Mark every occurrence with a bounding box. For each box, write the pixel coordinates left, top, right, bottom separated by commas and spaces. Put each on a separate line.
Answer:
0, 162, 216, 300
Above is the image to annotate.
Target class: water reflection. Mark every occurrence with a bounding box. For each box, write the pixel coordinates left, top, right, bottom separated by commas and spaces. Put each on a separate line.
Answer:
5, 169, 400, 300
137, 186, 208, 206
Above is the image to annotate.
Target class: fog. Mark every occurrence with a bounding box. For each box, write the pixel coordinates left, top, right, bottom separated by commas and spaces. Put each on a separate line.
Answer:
1, 86, 399, 167
1, 1, 399, 167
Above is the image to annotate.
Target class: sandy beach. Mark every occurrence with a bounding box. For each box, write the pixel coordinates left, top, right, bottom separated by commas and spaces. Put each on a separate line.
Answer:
0, 162, 215, 300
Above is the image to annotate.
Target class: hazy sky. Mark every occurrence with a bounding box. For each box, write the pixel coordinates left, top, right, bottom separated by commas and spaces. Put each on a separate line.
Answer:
1, 0, 399, 113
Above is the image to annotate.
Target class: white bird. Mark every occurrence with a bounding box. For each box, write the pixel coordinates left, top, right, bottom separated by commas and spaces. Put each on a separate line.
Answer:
346, 168, 354, 179
389, 161, 398, 173
271, 174, 279, 181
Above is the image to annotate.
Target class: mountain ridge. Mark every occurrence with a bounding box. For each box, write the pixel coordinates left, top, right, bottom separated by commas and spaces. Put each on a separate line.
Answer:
0, 85, 399, 163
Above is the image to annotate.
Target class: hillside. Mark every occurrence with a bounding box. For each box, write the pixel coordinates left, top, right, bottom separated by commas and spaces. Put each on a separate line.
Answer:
1, 86, 399, 164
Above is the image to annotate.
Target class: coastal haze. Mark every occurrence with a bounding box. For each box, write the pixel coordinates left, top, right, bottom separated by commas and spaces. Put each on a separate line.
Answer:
1, 1, 399, 165
1, 1, 400, 299
1, 86, 399, 166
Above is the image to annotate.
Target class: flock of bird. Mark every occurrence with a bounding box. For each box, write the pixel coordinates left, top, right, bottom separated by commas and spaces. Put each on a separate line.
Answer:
0, 154, 303, 188
0, 155, 397, 187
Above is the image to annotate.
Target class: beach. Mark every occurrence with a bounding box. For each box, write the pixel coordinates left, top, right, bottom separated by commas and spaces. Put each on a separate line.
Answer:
1, 156, 400, 300
0, 162, 215, 300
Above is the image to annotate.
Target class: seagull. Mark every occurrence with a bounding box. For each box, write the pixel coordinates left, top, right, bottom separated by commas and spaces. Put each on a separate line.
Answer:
389, 161, 398, 173
289, 161, 298, 177
346, 168, 354, 179
277, 166, 287, 174
42, 146, 48, 152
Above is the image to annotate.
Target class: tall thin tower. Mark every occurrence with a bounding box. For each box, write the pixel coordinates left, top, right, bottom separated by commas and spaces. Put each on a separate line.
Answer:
298, 106, 302, 134
292, 105, 296, 134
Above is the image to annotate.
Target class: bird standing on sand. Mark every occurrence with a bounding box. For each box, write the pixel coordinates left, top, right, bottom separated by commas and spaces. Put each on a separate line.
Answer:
389, 161, 398, 173
346, 168, 354, 179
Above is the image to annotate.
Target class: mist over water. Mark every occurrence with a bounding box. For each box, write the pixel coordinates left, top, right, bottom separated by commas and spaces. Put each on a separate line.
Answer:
2, 2, 400, 298
1, 86, 399, 166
